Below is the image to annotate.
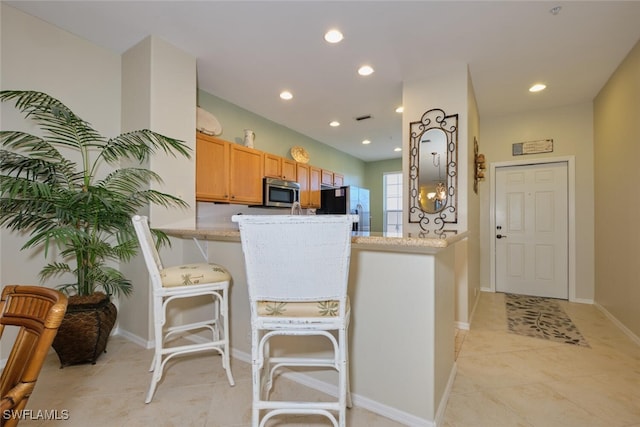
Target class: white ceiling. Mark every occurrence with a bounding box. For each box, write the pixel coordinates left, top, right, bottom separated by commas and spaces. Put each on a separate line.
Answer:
8, 1, 640, 162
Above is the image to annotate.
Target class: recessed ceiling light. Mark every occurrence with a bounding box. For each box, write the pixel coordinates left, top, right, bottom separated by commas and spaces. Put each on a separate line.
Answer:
329, 121, 340, 127
358, 65, 374, 76
395, 106, 404, 113
324, 29, 343, 44
279, 91, 293, 100
394, 147, 402, 152
362, 139, 371, 145
529, 83, 546, 92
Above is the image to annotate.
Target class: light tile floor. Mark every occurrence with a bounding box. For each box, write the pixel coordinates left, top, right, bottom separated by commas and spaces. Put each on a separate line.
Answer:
18, 291, 640, 426
444, 292, 640, 427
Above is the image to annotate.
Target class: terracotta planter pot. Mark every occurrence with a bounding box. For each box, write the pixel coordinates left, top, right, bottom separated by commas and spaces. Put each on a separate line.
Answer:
52, 292, 117, 367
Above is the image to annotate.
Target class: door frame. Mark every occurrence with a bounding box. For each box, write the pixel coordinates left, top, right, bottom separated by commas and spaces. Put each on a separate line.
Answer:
489, 156, 576, 301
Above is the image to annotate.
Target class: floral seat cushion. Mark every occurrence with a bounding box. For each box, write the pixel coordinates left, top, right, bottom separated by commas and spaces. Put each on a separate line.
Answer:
160, 263, 230, 288
256, 297, 350, 317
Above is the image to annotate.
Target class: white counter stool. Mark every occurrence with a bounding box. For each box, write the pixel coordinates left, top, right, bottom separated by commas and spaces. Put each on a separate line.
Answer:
131, 215, 235, 403
232, 214, 356, 427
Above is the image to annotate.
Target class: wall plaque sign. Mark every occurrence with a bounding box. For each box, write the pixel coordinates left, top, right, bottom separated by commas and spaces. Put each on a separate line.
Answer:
512, 139, 553, 156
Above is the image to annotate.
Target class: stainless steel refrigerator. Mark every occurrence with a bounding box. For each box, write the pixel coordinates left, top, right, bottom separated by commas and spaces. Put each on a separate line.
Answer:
318, 186, 370, 232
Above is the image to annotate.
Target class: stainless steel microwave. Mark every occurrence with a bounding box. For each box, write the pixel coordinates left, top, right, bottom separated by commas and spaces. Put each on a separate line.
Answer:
262, 177, 300, 208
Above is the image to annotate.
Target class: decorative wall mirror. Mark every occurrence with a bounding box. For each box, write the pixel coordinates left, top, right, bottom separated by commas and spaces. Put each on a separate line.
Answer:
409, 108, 458, 231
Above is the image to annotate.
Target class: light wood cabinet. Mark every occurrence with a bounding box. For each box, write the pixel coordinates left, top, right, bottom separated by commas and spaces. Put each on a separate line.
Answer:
264, 153, 281, 179
297, 164, 321, 209
321, 169, 344, 188
296, 163, 310, 207
309, 166, 321, 208
264, 153, 297, 181
197, 132, 344, 207
196, 133, 230, 202
196, 132, 263, 204
282, 159, 297, 181
229, 144, 263, 204
321, 170, 333, 187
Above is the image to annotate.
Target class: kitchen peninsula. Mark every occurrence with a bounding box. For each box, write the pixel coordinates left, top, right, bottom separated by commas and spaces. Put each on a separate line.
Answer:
161, 225, 468, 426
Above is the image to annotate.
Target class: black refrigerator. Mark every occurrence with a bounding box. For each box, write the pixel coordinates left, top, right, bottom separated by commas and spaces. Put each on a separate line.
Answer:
318, 186, 370, 232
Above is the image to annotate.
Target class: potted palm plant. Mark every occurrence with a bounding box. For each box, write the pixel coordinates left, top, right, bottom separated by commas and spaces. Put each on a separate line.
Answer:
0, 90, 191, 366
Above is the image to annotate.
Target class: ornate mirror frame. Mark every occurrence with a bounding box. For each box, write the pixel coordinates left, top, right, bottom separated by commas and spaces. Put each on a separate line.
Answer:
409, 108, 458, 231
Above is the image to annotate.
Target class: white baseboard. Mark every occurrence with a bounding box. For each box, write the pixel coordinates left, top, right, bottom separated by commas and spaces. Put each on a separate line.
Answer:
434, 363, 457, 427
594, 303, 640, 347
466, 289, 482, 327
113, 327, 152, 349
570, 297, 594, 304
454, 321, 470, 330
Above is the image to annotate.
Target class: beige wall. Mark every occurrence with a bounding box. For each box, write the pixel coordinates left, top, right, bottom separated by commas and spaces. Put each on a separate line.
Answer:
118, 36, 198, 342
402, 65, 470, 233
594, 39, 640, 337
402, 64, 481, 326
462, 71, 481, 324
0, 4, 121, 311
0, 5, 199, 345
480, 102, 595, 301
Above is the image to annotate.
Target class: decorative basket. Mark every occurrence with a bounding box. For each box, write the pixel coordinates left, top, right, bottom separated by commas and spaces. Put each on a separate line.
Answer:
52, 292, 117, 367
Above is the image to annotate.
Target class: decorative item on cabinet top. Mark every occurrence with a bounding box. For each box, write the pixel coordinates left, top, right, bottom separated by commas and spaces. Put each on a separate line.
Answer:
244, 129, 255, 148
196, 107, 223, 136
290, 145, 310, 163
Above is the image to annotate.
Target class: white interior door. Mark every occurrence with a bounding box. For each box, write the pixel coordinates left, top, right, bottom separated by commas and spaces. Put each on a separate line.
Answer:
495, 162, 568, 299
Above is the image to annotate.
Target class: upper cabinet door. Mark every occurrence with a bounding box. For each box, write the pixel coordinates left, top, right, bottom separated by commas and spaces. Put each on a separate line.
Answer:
297, 163, 310, 207
229, 145, 264, 204
309, 166, 321, 208
282, 159, 297, 181
196, 132, 230, 202
264, 153, 282, 179
321, 170, 344, 188
321, 170, 334, 187
264, 154, 297, 182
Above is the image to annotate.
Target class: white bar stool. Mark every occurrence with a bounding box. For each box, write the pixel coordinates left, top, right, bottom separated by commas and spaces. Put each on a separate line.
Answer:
233, 214, 356, 427
131, 215, 235, 403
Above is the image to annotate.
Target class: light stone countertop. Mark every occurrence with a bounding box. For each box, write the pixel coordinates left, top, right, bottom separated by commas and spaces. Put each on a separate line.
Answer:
160, 227, 469, 254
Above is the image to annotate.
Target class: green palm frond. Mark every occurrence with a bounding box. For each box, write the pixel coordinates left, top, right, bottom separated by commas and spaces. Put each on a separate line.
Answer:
102, 129, 191, 163
0, 90, 192, 297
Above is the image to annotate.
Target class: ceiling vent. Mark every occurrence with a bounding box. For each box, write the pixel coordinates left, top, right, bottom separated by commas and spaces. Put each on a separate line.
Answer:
355, 114, 372, 121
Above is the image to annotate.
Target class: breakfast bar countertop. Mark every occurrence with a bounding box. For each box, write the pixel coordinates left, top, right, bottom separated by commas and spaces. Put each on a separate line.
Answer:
159, 222, 466, 423
160, 226, 469, 254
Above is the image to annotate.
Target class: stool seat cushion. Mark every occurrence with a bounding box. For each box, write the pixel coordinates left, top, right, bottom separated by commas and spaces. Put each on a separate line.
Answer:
256, 297, 350, 317
160, 263, 230, 287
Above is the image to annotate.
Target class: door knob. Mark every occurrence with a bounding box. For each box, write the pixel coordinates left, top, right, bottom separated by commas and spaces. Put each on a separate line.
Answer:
496, 234, 507, 239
